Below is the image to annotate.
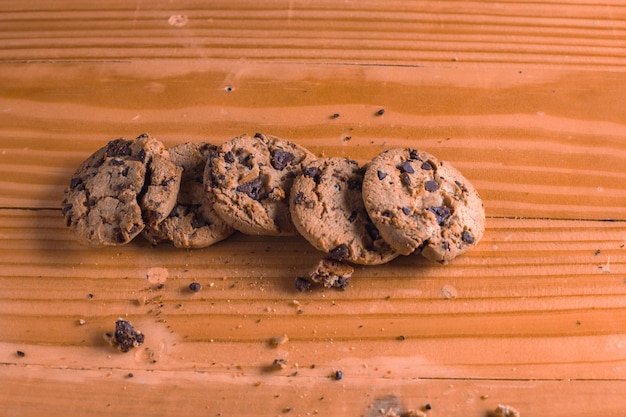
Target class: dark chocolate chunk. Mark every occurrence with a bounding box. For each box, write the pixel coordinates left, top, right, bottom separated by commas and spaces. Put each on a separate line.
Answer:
333, 276, 350, 290
295, 277, 312, 292
462, 230, 475, 244
271, 149, 295, 171
293, 191, 305, 205
106, 139, 132, 157
189, 282, 202, 292
114, 319, 144, 353
236, 177, 264, 200
62, 203, 73, 216
347, 178, 361, 190
402, 206, 411, 215
377, 170, 387, 180
224, 151, 235, 163
190, 215, 207, 228
70, 178, 83, 189
400, 161, 414, 174
424, 180, 439, 192
365, 223, 381, 241
427, 206, 451, 226
421, 161, 433, 171
334, 370, 343, 381
329, 244, 350, 261
400, 172, 411, 185
16, 350, 25, 357
408, 149, 422, 160
376, 108, 385, 116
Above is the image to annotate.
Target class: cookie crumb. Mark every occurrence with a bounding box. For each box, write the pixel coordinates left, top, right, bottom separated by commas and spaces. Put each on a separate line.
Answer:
330, 113, 340, 119
333, 370, 343, 380
77, 319, 86, 326
295, 277, 312, 292
270, 334, 289, 346
273, 358, 287, 370
16, 350, 25, 357
376, 108, 385, 116
309, 258, 353, 290
493, 404, 520, 417
104, 318, 145, 353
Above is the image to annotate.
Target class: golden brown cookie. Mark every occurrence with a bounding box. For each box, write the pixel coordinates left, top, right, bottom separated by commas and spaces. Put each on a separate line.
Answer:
362, 148, 485, 263
289, 157, 398, 265
143, 142, 235, 248
61, 134, 181, 246
206, 133, 316, 236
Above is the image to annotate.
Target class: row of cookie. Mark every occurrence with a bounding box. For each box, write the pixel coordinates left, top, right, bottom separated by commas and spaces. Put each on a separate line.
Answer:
62, 133, 485, 264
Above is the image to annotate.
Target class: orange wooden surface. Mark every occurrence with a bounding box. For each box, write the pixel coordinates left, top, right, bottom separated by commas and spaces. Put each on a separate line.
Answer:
1, 1, 625, 416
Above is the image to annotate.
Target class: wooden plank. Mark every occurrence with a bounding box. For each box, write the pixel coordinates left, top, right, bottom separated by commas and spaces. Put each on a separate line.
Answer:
3, 364, 626, 417
1, 61, 625, 219
1, 0, 626, 69
2, 1, 626, 416
0, 210, 624, 386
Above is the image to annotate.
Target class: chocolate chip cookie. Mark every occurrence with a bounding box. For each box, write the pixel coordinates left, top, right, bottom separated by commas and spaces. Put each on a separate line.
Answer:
61, 134, 182, 246
206, 133, 317, 236
290, 157, 399, 265
143, 142, 235, 248
362, 148, 485, 263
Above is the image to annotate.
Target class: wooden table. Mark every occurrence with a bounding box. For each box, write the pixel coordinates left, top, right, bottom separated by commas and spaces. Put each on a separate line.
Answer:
2, 1, 625, 416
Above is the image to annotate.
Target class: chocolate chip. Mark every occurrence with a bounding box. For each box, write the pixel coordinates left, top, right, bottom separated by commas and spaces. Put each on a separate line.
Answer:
191, 215, 207, 228
136, 149, 147, 162
253, 133, 265, 139
402, 206, 411, 215
421, 161, 433, 171
442, 241, 449, 250
329, 244, 350, 261
331, 113, 340, 119
224, 151, 235, 163
161, 177, 176, 186
334, 370, 343, 380
295, 277, 312, 292
409, 149, 422, 160
303, 166, 321, 183
70, 178, 83, 189
424, 180, 439, 192
16, 350, 25, 357
189, 282, 202, 292
365, 223, 381, 241
236, 177, 264, 200
271, 149, 295, 170
400, 161, 414, 174
462, 230, 475, 244
62, 204, 73, 216
377, 170, 387, 180
376, 108, 385, 116
427, 206, 451, 226
400, 172, 411, 185
293, 191, 305, 205
106, 139, 132, 157
115, 230, 126, 243
333, 276, 350, 290
347, 179, 361, 190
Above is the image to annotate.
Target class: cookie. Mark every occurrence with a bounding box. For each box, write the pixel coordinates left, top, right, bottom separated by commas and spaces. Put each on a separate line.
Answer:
362, 148, 485, 263
206, 133, 316, 236
308, 257, 354, 289
143, 142, 235, 248
289, 157, 399, 265
61, 134, 182, 246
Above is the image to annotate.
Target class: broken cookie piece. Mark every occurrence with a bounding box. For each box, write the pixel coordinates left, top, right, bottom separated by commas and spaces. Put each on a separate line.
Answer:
104, 318, 145, 353
308, 258, 354, 290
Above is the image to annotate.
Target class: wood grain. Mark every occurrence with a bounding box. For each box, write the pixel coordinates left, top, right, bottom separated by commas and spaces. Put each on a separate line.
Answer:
1, 1, 626, 416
